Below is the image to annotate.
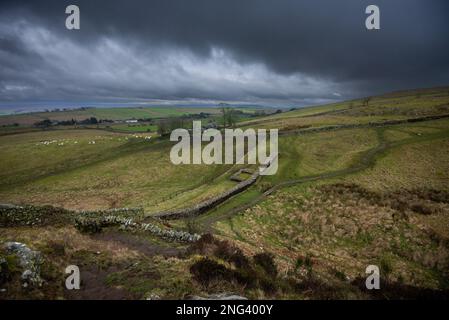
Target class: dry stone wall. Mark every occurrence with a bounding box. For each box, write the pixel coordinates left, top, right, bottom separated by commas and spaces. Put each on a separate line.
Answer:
0, 204, 71, 227
75, 215, 200, 242
1, 204, 199, 242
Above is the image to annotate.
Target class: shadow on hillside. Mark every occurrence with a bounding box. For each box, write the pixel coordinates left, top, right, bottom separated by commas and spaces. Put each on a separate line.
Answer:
351, 277, 449, 300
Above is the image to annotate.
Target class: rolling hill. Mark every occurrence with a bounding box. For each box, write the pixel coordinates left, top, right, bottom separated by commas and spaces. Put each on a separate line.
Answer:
1, 86, 449, 299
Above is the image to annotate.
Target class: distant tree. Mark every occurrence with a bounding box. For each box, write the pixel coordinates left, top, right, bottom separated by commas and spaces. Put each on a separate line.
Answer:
218, 103, 239, 128
157, 117, 184, 136
275, 109, 282, 114
34, 119, 52, 128
362, 97, 372, 106
157, 121, 168, 136
89, 117, 98, 124
221, 106, 227, 127
226, 108, 237, 128
57, 119, 76, 126
77, 117, 99, 125
219, 103, 230, 127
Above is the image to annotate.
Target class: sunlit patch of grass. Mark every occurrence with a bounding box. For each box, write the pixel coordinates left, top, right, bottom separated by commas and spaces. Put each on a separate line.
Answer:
0, 130, 237, 211
262, 128, 378, 185
238, 87, 449, 131
345, 133, 449, 192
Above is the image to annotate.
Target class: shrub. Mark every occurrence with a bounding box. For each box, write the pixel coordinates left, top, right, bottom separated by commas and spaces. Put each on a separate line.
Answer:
295, 257, 304, 270
229, 249, 251, 269
74, 218, 103, 234
257, 182, 273, 193
189, 258, 232, 285
410, 202, 434, 215
186, 218, 200, 234
213, 240, 235, 261
46, 241, 66, 256
259, 277, 277, 294
187, 233, 216, 255
253, 252, 277, 277
199, 233, 215, 244
332, 268, 347, 281
380, 256, 393, 279
295, 254, 313, 277
213, 240, 251, 269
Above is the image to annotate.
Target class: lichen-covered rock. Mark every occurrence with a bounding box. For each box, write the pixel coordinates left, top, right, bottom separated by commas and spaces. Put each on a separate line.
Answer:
187, 293, 248, 300
4, 242, 43, 288
145, 293, 161, 300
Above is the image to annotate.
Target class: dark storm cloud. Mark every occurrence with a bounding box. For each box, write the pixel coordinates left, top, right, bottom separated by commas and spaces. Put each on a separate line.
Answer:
0, 0, 448, 108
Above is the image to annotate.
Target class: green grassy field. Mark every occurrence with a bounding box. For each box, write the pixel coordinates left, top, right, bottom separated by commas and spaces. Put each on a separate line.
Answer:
239, 86, 449, 131
0, 106, 270, 126
0, 129, 242, 211
1, 87, 449, 299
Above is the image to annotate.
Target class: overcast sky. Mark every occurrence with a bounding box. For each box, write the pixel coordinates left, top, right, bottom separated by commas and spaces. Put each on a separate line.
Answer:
0, 0, 448, 110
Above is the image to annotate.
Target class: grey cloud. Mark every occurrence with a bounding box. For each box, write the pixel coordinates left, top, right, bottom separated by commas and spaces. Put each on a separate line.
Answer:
0, 0, 448, 107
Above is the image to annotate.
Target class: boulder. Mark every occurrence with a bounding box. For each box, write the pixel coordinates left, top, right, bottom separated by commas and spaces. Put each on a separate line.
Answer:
4, 242, 43, 288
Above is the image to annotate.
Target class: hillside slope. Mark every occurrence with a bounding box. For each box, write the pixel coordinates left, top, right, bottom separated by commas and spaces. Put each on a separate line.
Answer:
1, 86, 449, 299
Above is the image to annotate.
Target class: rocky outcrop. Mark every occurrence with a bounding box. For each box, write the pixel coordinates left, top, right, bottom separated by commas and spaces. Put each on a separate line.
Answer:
4, 242, 43, 288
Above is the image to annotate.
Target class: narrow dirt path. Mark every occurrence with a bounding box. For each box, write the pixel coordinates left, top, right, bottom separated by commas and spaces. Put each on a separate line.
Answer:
197, 125, 449, 234
195, 128, 387, 233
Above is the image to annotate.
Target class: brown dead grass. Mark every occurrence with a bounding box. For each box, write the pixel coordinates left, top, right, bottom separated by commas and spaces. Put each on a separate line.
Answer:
218, 183, 449, 292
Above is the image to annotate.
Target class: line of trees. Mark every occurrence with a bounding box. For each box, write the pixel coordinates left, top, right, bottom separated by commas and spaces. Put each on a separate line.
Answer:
34, 117, 103, 128
219, 103, 237, 128
157, 104, 243, 136
157, 118, 185, 136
